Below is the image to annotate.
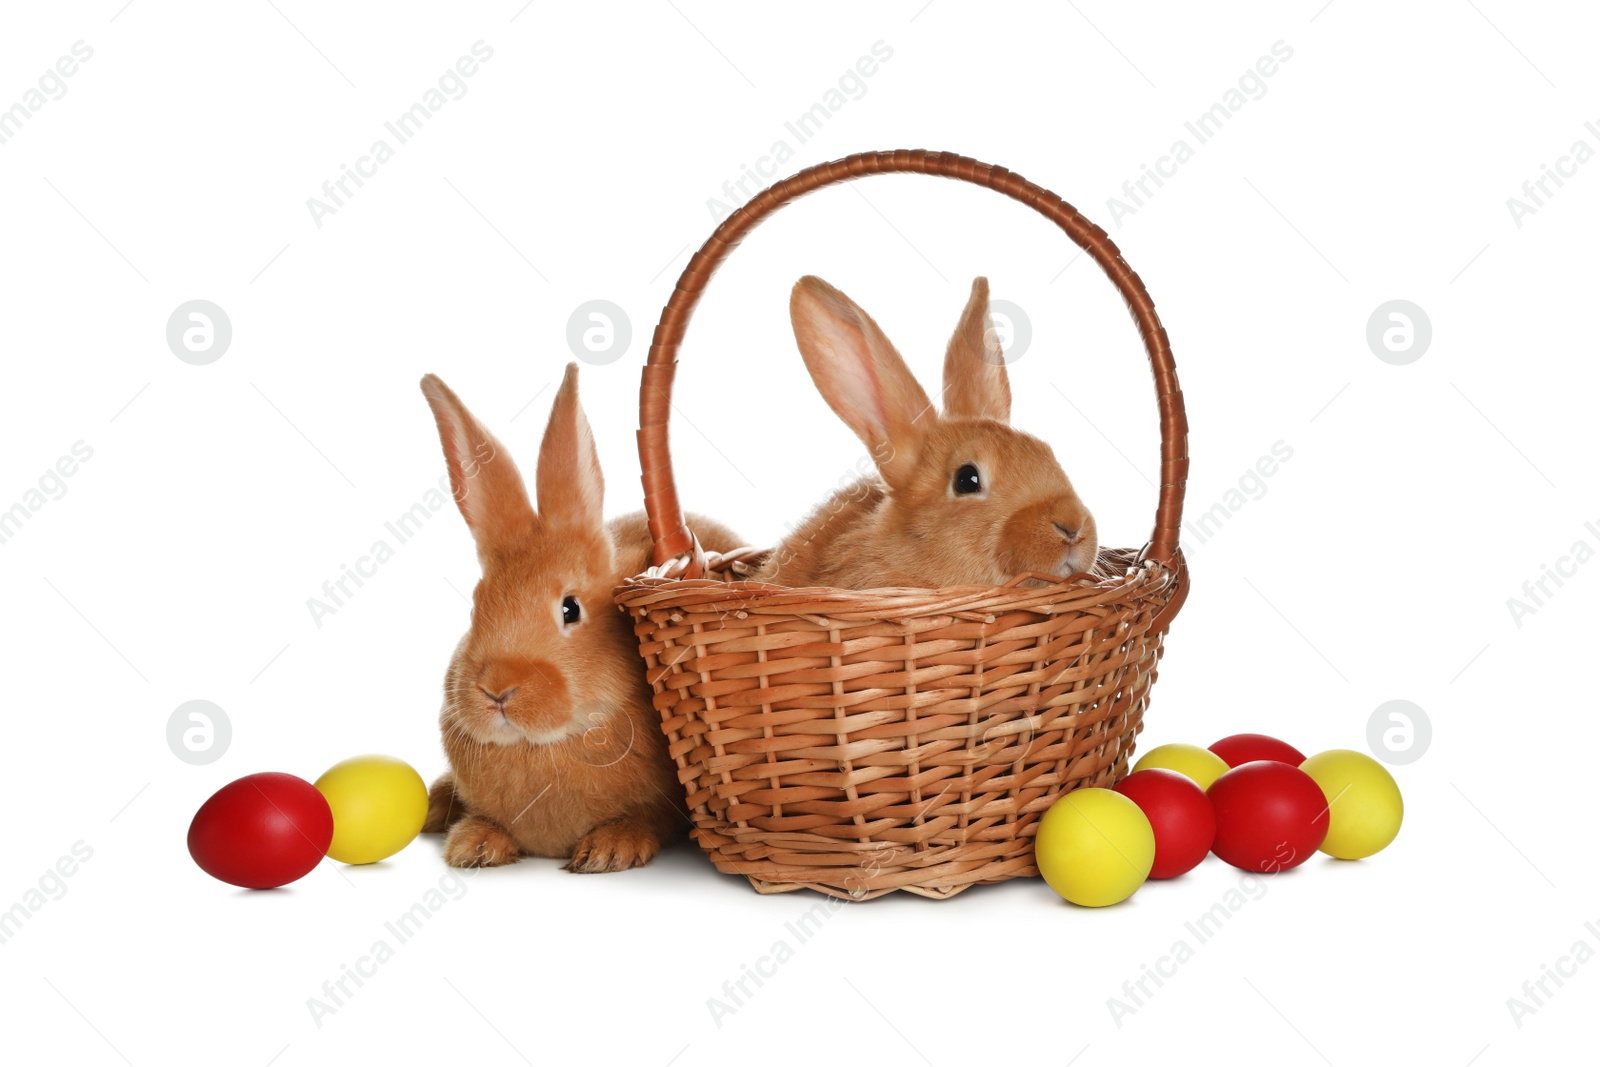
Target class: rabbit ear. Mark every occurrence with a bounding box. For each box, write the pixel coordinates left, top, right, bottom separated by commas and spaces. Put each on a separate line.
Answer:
420, 374, 535, 558
790, 276, 933, 484
534, 362, 605, 533
941, 277, 1011, 423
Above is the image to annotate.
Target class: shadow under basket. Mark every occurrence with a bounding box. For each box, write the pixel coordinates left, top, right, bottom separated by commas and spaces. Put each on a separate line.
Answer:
614, 150, 1191, 901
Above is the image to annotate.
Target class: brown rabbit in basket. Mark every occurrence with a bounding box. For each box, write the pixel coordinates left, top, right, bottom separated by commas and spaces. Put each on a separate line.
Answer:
757, 275, 1098, 590
418, 364, 742, 872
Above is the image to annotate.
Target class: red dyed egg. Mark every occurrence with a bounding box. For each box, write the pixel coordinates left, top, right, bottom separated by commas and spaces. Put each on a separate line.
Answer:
1114, 768, 1216, 879
188, 772, 333, 889
1206, 761, 1329, 873
1209, 733, 1307, 769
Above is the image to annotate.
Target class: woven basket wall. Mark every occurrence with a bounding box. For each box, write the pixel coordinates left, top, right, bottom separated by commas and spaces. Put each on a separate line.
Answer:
614, 150, 1190, 900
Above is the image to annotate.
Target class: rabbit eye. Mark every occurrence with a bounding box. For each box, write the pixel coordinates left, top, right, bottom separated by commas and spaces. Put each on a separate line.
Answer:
953, 463, 983, 495
561, 596, 581, 626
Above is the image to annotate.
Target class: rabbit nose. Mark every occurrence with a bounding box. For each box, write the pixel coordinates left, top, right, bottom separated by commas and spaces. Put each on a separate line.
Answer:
1052, 522, 1080, 543
481, 686, 519, 706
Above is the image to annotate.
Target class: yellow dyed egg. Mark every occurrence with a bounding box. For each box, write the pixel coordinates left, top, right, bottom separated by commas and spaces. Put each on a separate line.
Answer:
314, 755, 429, 865
1034, 788, 1155, 907
1132, 743, 1231, 790
1299, 749, 1403, 860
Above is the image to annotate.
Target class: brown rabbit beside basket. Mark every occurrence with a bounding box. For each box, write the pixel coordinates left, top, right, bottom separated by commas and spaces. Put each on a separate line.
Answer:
417, 365, 742, 872
614, 150, 1190, 900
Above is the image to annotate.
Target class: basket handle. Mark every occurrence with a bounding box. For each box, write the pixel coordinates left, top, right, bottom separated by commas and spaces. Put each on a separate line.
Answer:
637, 149, 1189, 577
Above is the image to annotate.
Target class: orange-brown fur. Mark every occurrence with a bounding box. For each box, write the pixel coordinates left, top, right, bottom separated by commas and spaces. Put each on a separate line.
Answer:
418, 366, 741, 871
758, 276, 1097, 590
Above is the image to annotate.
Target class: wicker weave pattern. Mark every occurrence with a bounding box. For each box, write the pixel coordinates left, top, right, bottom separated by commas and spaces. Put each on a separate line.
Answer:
619, 550, 1177, 899
614, 150, 1190, 899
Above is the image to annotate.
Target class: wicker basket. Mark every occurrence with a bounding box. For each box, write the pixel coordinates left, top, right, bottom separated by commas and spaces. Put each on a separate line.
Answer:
614, 150, 1190, 900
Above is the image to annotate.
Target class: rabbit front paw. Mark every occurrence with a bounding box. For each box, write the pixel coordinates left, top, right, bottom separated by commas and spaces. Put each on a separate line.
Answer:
565, 818, 661, 873
443, 815, 521, 868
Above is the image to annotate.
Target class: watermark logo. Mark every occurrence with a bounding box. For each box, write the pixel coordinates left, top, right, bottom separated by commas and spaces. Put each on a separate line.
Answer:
984, 299, 1031, 365
566, 300, 632, 366
1365, 300, 1431, 365
166, 300, 232, 365
573, 708, 637, 768
166, 700, 232, 765
1366, 699, 1430, 765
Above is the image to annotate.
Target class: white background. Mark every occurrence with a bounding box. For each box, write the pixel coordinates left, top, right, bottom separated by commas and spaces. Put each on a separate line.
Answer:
2, 1, 1596, 1064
